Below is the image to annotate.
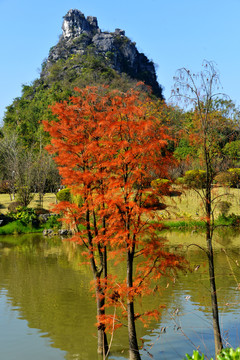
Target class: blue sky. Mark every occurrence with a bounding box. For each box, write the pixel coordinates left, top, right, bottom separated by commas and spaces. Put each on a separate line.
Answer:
1, 0, 240, 123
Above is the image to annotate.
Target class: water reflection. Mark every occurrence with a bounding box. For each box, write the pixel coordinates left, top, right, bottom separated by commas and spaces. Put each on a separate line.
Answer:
0, 231, 239, 360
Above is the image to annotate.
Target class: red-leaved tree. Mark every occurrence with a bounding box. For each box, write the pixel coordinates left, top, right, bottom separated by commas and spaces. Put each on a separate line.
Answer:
43, 86, 185, 359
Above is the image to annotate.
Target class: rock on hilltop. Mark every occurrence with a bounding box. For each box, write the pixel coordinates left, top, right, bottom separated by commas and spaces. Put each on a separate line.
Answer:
42, 9, 163, 98
2, 9, 164, 146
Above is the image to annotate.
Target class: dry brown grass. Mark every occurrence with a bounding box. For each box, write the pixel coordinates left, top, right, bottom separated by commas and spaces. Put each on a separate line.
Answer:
163, 187, 240, 220
1, 187, 240, 220
0, 193, 57, 214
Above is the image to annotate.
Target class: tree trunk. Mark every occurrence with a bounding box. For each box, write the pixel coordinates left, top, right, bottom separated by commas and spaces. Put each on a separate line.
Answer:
39, 192, 43, 208
204, 143, 223, 356
87, 209, 109, 357
96, 279, 109, 356
206, 224, 223, 355
127, 251, 141, 360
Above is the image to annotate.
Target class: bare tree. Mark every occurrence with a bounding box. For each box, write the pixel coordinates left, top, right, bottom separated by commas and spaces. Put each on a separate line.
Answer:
33, 151, 58, 208
0, 131, 20, 201
0, 131, 36, 206
16, 149, 35, 206
172, 60, 228, 355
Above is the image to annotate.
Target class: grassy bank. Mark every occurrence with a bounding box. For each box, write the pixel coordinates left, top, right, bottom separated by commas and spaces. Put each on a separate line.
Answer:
163, 215, 239, 230
163, 219, 206, 229
0, 189, 240, 235
0, 193, 57, 235
0, 220, 44, 235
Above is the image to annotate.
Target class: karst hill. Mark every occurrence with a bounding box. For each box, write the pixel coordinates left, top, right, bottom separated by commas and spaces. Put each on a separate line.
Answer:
3, 9, 164, 145
42, 9, 163, 98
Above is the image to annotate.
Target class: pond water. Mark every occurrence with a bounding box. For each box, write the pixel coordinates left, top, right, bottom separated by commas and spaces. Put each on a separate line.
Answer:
0, 230, 239, 360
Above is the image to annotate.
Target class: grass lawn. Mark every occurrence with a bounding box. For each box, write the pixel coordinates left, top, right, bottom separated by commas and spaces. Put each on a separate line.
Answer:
162, 187, 240, 220
0, 187, 240, 221
0, 193, 57, 214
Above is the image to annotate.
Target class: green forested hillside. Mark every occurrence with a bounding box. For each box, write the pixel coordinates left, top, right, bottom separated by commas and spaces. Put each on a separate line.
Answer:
3, 53, 152, 147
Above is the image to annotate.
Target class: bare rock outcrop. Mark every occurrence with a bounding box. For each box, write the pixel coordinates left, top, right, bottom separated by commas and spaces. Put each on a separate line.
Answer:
41, 9, 163, 98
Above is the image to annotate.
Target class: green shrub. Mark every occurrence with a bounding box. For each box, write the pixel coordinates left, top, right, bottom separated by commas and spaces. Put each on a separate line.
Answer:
56, 188, 84, 206
71, 193, 84, 207
183, 350, 207, 360
182, 170, 206, 189
217, 213, 240, 226
151, 178, 171, 195
176, 177, 185, 185
56, 188, 71, 202
151, 178, 170, 187
0, 180, 10, 194
183, 348, 240, 360
223, 140, 240, 161
217, 347, 240, 359
227, 168, 240, 188
44, 214, 62, 229
8, 207, 37, 226
214, 172, 233, 186
218, 201, 231, 217
214, 169, 240, 188
8, 201, 22, 213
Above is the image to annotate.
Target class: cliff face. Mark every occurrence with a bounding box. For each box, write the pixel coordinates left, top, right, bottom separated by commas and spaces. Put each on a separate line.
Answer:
42, 9, 163, 98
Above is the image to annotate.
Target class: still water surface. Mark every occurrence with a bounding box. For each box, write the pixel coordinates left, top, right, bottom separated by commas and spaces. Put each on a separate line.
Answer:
0, 231, 239, 360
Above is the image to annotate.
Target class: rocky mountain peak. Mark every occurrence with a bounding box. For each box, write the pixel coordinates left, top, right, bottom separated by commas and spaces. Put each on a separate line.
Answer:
62, 9, 99, 39
42, 9, 163, 98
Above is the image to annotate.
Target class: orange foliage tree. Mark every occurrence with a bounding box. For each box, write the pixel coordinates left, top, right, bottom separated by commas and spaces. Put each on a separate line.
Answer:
43, 86, 185, 360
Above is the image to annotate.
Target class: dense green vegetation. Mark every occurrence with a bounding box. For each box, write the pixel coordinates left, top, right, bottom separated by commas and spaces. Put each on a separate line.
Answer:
0, 220, 41, 235
3, 50, 152, 147
184, 348, 240, 360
